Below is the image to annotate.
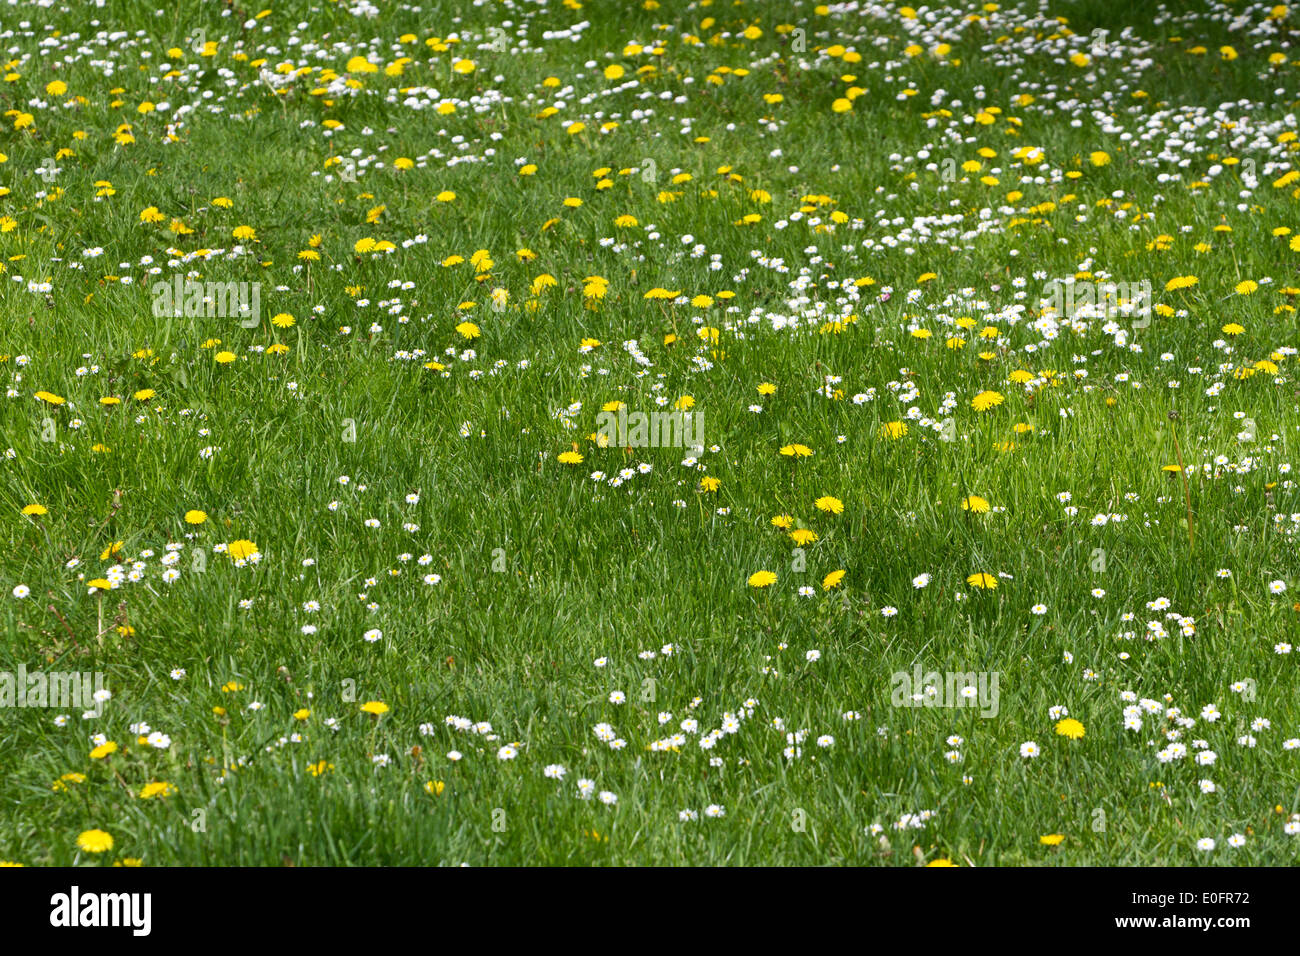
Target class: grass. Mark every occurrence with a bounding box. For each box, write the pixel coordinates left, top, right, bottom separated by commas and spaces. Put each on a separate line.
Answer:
1, 0, 1299, 866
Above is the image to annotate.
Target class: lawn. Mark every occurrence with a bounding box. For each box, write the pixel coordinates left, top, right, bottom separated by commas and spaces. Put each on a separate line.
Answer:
1, 0, 1299, 866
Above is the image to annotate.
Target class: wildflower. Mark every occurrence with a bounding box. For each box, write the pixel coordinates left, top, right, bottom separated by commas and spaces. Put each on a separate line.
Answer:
228, 540, 259, 561
879, 421, 908, 439
1055, 718, 1085, 740
76, 830, 114, 853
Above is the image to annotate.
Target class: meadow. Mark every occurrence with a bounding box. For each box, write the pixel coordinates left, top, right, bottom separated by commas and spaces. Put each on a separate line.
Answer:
1, 0, 1299, 866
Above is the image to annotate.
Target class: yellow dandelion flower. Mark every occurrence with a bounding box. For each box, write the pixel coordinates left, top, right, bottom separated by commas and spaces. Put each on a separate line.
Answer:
227, 539, 259, 561
879, 421, 908, 440
1055, 718, 1085, 740
89, 741, 118, 760
76, 830, 114, 854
